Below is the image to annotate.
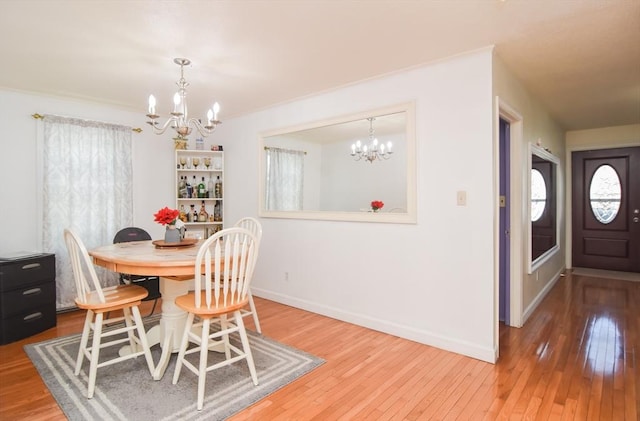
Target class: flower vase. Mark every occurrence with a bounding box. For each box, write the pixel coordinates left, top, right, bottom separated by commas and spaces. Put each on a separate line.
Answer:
164, 225, 181, 243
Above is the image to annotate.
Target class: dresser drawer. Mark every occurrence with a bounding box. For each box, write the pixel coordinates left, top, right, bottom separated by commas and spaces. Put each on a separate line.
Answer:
0, 302, 56, 344
0, 281, 56, 317
0, 255, 56, 291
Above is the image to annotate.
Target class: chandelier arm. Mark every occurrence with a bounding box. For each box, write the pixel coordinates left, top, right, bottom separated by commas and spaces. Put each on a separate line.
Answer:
189, 118, 219, 137
147, 116, 178, 136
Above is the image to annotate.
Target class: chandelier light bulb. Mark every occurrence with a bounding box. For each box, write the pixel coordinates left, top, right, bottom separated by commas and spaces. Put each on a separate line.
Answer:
148, 95, 156, 115
213, 102, 220, 121
173, 92, 181, 112
207, 109, 213, 124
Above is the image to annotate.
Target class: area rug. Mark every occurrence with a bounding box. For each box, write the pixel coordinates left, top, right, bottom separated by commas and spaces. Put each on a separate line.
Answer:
25, 315, 324, 421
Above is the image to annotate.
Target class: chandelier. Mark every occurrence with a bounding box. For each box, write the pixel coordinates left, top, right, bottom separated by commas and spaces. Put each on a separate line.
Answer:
350, 117, 393, 163
146, 58, 221, 139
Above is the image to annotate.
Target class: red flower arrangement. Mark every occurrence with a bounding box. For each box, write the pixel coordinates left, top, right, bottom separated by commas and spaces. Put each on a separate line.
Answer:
371, 200, 384, 211
154, 207, 180, 226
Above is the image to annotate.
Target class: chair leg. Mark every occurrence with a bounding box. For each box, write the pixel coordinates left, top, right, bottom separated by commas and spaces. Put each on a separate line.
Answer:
235, 310, 258, 386
197, 317, 211, 411
172, 312, 195, 385
122, 307, 138, 353
131, 305, 156, 374
220, 315, 231, 360
75, 310, 93, 375
87, 312, 104, 399
247, 291, 261, 333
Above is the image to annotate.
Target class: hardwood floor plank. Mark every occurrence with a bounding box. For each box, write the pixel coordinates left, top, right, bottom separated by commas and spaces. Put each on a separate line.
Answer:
1, 272, 638, 420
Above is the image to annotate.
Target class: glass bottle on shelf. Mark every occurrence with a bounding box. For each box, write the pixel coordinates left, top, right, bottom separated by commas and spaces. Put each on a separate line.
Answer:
198, 177, 206, 198
215, 176, 222, 198
192, 204, 198, 222
191, 176, 198, 198
179, 204, 187, 222
214, 201, 222, 222
198, 201, 208, 222
207, 176, 214, 198
188, 204, 195, 222
186, 177, 193, 199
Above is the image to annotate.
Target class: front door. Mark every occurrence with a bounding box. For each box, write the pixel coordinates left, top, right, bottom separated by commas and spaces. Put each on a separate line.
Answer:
572, 147, 640, 272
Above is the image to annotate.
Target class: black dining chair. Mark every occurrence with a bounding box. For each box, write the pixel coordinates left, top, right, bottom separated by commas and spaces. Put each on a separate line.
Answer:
113, 227, 161, 316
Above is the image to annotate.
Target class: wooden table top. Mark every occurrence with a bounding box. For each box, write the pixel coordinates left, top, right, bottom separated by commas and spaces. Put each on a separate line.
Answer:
89, 240, 203, 277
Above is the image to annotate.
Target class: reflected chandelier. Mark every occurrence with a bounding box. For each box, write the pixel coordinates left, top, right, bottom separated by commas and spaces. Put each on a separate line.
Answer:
146, 58, 221, 139
350, 117, 393, 163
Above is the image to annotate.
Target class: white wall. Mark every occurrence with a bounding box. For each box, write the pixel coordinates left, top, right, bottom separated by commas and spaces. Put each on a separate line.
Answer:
218, 48, 497, 362
492, 55, 566, 322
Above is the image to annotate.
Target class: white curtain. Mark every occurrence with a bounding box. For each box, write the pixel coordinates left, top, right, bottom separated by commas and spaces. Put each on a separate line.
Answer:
41, 115, 133, 310
265, 147, 304, 211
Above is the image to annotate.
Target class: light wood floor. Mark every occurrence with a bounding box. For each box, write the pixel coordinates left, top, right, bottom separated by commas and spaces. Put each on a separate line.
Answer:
0, 270, 638, 420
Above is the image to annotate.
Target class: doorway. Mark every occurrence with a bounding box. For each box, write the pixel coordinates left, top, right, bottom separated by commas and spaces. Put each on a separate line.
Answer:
572, 147, 640, 272
499, 118, 510, 324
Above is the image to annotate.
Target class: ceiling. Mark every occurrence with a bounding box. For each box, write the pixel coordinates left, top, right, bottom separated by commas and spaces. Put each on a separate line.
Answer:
1, 1, 638, 131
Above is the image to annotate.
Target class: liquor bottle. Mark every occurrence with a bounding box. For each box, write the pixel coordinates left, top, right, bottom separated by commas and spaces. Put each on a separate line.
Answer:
188, 204, 195, 222
192, 204, 198, 222
198, 201, 208, 222
179, 204, 187, 222
186, 177, 193, 199
207, 176, 214, 198
215, 176, 222, 198
198, 177, 206, 198
214, 201, 222, 222
178, 176, 185, 197
191, 176, 198, 198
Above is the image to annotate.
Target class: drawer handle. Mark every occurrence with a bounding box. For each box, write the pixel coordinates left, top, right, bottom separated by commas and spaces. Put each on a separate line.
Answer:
23, 288, 42, 296
23, 312, 43, 322
21, 263, 42, 270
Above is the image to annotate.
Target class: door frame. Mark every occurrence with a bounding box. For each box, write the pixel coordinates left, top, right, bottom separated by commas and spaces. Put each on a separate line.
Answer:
494, 97, 524, 359
566, 139, 640, 269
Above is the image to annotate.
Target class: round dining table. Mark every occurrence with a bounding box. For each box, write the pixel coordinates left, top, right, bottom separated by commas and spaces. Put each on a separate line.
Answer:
89, 239, 205, 380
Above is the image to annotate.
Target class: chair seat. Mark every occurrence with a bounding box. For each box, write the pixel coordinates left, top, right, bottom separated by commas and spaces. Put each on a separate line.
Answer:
75, 284, 148, 311
175, 291, 249, 318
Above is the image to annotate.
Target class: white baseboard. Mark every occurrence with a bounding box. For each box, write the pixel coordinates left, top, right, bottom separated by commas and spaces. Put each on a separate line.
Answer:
522, 267, 564, 323
251, 287, 497, 364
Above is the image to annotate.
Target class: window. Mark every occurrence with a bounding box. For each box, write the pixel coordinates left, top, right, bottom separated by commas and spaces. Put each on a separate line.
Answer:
264, 147, 305, 211
41, 115, 133, 309
589, 164, 621, 224
530, 169, 546, 222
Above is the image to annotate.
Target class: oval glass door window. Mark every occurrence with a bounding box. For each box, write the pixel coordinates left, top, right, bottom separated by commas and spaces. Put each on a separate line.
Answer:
589, 164, 621, 224
531, 169, 546, 221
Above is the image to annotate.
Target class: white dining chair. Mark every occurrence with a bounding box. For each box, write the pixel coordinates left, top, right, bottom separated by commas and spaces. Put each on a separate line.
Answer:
233, 217, 263, 333
172, 227, 259, 411
63, 228, 156, 399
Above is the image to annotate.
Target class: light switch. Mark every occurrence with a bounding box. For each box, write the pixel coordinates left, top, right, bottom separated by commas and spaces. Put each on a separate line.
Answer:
457, 190, 467, 206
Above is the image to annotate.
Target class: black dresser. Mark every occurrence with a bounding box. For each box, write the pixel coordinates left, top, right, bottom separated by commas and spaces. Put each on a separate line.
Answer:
0, 253, 56, 345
